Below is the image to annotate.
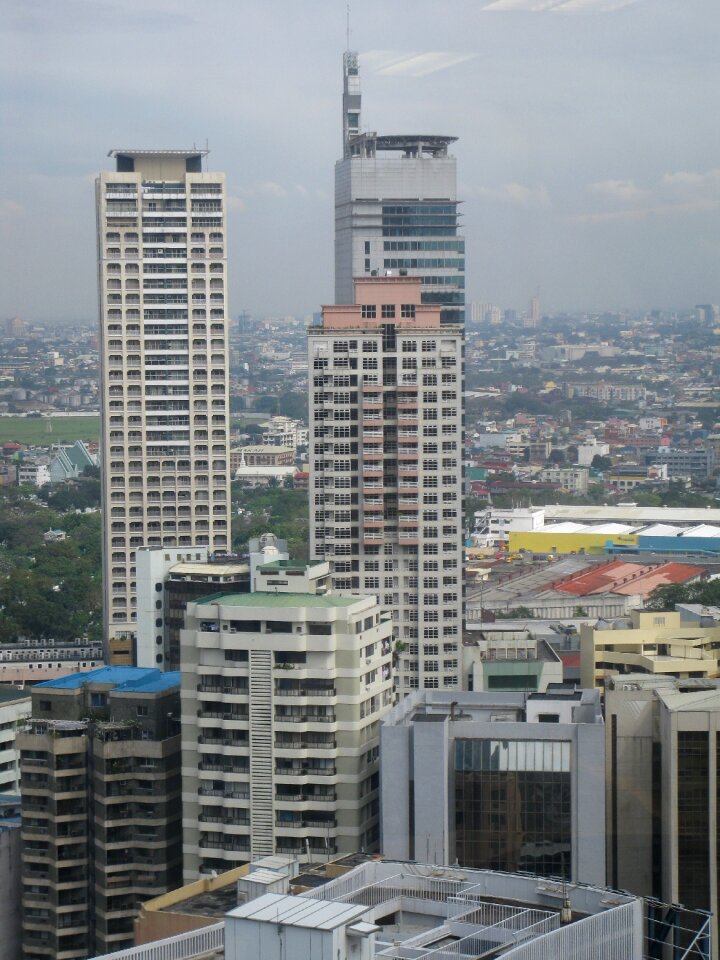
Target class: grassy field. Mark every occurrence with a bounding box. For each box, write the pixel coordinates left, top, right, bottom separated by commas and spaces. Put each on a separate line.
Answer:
0, 416, 100, 446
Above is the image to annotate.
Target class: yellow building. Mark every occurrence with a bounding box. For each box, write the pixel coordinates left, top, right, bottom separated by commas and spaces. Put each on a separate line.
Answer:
509, 523, 638, 556
580, 609, 720, 689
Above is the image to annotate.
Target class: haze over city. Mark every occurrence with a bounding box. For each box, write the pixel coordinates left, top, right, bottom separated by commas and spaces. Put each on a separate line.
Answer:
2, 0, 719, 321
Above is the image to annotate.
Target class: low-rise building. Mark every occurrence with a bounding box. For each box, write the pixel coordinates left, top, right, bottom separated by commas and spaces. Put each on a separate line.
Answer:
462, 630, 563, 693
647, 445, 715, 479
380, 687, 606, 885
539, 466, 589, 495
230, 445, 295, 470
580, 608, 720, 689
84, 858, 713, 960
0, 639, 103, 686
181, 560, 393, 878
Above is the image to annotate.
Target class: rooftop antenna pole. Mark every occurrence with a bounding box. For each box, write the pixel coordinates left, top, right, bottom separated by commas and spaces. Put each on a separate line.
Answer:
346, 3, 351, 51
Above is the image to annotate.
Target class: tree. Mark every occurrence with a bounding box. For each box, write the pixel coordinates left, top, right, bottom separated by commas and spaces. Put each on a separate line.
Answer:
591, 455, 613, 471
646, 580, 720, 612
496, 606, 534, 620
548, 449, 566, 465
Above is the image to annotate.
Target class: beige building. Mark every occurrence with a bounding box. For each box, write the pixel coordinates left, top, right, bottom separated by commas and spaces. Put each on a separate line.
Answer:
606, 674, 720, 959
309, 275, 464, 692
97, 149, 231, 665
540, 466, 590, 494
580, 608, 720, 689
180, 559, 393, 879
229, 445, 294, 471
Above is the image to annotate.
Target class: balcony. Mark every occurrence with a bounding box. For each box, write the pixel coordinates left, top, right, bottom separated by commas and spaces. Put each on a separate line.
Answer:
275, 765, 336, 777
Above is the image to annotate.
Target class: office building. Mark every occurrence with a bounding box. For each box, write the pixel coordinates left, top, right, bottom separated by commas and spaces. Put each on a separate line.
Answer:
380, 688, 606, 885
580, 608, 720, 690
309, 275, 464, 690
606, 674, 720, 958
645, 445, 715, 479
96, 149, 231, 665
335, 52, 464, 325
19, 667, 182, 960
180, 559, 393, 879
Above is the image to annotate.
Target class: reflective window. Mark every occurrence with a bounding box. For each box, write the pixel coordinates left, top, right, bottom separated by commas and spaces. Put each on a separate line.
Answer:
454, 738, 571, 879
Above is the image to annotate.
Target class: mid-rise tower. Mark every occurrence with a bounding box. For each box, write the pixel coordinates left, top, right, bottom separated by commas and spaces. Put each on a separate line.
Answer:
96, 149, 231, 664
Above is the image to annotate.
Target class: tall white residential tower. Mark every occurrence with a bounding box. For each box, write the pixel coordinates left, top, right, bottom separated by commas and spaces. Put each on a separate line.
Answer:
309, 275, 464, 691
97, 149, 231, 665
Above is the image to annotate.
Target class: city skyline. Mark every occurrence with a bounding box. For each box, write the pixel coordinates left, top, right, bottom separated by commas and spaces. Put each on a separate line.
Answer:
2, 0, 719, 322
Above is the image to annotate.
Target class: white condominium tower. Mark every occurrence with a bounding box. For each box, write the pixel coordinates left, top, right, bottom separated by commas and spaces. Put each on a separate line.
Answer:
96, 149, 231, 665
309, 275, 464, 692
335, 52, 465, 326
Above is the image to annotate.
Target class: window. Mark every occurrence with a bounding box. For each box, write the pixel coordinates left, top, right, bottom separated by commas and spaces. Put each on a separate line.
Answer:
361, 305, 376, 319
401, 304, 416, 319
381, 304, 396, 319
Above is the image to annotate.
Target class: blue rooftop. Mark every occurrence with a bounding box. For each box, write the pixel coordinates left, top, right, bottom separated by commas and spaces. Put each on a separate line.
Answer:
36, 666, 180, 694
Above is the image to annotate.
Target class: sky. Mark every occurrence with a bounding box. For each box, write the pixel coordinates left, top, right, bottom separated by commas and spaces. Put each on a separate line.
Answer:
1, 0, 719, 321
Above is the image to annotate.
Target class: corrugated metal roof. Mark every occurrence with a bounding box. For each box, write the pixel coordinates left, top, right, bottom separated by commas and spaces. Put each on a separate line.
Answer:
227, 892, 369, 929
551, 559, 704, 598
681, 524, 720, 538
37, 667, 180, 693
638, 524, 684, 537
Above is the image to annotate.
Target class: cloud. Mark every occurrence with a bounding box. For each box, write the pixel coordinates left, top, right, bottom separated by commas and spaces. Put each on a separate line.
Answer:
567, 198, 720, 224
236, 181, 288, 200
471, 182, 551, 207
480, 0, 640, 11
662, 168, 720, 191
226, 195, 247, 213
363, 50, 476, 78
589, 179, 647, 201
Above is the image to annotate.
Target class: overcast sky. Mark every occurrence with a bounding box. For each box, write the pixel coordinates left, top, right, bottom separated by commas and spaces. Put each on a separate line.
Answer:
1, 0, 719, 321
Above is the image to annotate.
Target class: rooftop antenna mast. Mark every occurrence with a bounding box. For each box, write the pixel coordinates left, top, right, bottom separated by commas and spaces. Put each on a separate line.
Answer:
346, 3, 351, 51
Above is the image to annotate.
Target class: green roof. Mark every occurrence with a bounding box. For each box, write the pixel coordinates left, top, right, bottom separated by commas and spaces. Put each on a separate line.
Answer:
196, 591, 360, 609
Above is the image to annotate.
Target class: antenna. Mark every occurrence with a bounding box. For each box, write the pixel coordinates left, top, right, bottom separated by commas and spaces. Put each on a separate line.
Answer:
346, 3, 351, 51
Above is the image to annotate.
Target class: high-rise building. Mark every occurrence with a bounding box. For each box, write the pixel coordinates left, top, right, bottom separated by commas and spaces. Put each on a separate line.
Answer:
335, 53, 464, 326
18, 667, 182, 960
180, 559, 393, 878
96, 149, 231, 665
606, 673, 720, 958
309, 275, 464, 691
0, 688, 31, 794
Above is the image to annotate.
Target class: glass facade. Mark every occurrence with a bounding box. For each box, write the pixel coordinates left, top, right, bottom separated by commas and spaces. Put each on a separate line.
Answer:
677, 731, 709, 910
381, 203, 464, 325
454, 738, 572, 879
